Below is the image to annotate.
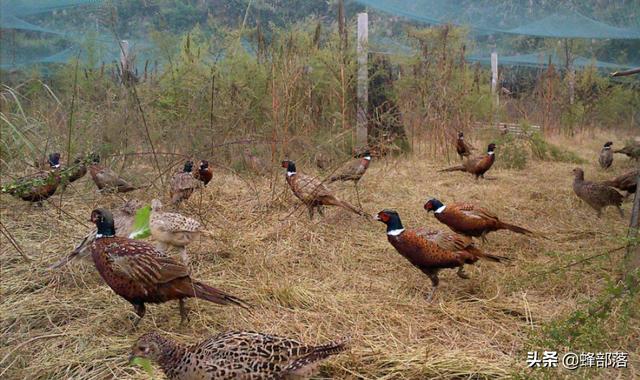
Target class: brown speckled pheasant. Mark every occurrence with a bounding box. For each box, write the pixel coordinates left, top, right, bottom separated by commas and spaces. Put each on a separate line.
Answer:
375, 210, 506, 300
328, 150, 371, 208
455, 132, 474, 160
440, 143, 496, 179
602, 169, 639, 197
170, 161, 202, 206
282, 160, 365, 218
131, 331, 348, 380
49, 199, 144, 270
424, 198, 533, 241
572, 168, 623, 218
89, 153, 142, 193
598, 142, 613, 169
614, 143, 640, 160
150, 199, 209, 265
89, 208, 247, 326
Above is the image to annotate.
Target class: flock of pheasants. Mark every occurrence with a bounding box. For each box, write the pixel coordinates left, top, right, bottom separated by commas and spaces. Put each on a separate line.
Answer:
2, 133, 639, 379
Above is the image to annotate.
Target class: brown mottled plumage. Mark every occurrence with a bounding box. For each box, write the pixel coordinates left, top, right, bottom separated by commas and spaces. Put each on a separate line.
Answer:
572, 168, 623, 218
601, 169, 639, 196
49, 199, 144, 270
424, 198, 533, 240
282, 160, 365, 218
131, 331, 348, 380
598, 142, 613, 169
375, 210, 507, 300
328, 151, 371, 184
455, 132, 474, 160
194, 160, 213, 186
613, 143, 640, 160
170, 161, 202, 206
440, 143, 496, 179
89, 208, 247, 326
88, 154, 141, 193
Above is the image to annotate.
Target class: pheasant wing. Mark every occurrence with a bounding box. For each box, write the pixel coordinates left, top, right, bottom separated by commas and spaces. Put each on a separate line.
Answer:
106, 242, 190, 286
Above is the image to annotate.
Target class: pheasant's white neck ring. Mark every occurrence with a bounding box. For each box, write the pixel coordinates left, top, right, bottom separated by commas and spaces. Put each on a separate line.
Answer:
435, 205, 446, 214
603, 147, 611, 150
95, 233, 115, 239
364, 156, 372, 161
387, 228, 405, 236
488, 151, 495, 155
51, 164, 61, 168
287, 171, 296, 177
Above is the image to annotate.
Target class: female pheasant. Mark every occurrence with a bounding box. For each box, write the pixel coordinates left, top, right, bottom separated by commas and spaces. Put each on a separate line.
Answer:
440, 143, 496, 179
131, 331, 348, 380
282, 160, 365, 218
89, 208, 247, 326
150, 199, 210, 265
328, 150, 372, 208
375, 209, 507, 301
170, 161, 202, 206
424, 198, 533, 241
601, 169, 639, 197
572, 168, 623, 218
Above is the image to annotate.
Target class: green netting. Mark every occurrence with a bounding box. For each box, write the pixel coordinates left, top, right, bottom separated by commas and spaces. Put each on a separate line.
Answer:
356, 0, 640, 39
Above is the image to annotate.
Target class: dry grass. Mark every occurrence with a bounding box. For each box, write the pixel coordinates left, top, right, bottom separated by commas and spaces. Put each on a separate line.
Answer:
1, 132, 638, 379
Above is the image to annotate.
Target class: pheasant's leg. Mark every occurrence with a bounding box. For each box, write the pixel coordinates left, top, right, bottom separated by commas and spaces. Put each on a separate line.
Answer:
179, 299, 190, 325
354, 182, 363, 211
617, 206, 624, 218
180, 246, 190, 266
425, 271, 440, 302
317, 205, 325, 217
596, 209, 602, 218
133, 303, 146, 328
457, 266, 470, 279
307, 206, 314, 219
480, 232, 488, 244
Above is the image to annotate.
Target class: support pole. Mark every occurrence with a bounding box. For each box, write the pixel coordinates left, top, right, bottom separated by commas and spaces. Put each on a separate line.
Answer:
491, 51, 499, 125
356, 12, 368, 148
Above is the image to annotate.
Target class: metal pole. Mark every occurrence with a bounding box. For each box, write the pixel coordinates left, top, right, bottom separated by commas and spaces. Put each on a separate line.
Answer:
356, 12, 368, 148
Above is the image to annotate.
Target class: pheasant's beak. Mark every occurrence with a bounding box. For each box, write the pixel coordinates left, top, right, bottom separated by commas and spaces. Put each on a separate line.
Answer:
373, 214, 381, 221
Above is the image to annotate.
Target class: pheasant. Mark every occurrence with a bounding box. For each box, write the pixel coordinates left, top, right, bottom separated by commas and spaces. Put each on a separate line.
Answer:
282, 160, 365, 218
131, 331, 348, 380
614, 142, 640, 160
601, 169, 639, 196
572, 168, 623, 218
2, 153, 61, 204
598, 141, 613, 169
88, 153, 142, 193
194, 160, 213, 186
169, 161, 202, 206
150, 199, 209, 265
455, 131, 474, 160
328, 150, 372, 208
89, 208, 247, 326
424, 198, 533, 241
49, 199, 144, 270
439, 143, 496, 179
375, 209, 507, 301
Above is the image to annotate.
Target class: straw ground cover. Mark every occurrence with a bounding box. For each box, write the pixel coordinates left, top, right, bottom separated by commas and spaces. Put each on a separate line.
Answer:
1, 133, 638, 379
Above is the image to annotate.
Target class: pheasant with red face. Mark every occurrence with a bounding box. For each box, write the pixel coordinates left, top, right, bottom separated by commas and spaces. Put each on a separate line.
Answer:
282, 160, 365, 218
455, 132, 474, 160
440, 143, 496, 179
88, 208, 248, 326
375, 210, 507, 300
194, 160, 213, 186
424, 198, 533, 240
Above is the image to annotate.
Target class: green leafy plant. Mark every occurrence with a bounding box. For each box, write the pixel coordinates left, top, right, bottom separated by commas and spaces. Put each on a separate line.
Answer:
128, 205, 151, 239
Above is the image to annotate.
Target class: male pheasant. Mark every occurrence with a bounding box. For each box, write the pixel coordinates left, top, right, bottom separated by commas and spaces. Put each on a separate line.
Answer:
131, 330, 348, 380
2, 153, 61, 204
194, 160, 213, 186
375, 209, 507, 300
455, 131, 474, 160
282, 160, 365, 218
424, 198, 533, 241
88, 208, 247, 326
328, 150, 372, 208
440, 143, 496, 179
598, 141, 613, 169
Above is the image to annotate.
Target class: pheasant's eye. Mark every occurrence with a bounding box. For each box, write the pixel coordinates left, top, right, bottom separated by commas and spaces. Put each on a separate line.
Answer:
379, 213, 389, 222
